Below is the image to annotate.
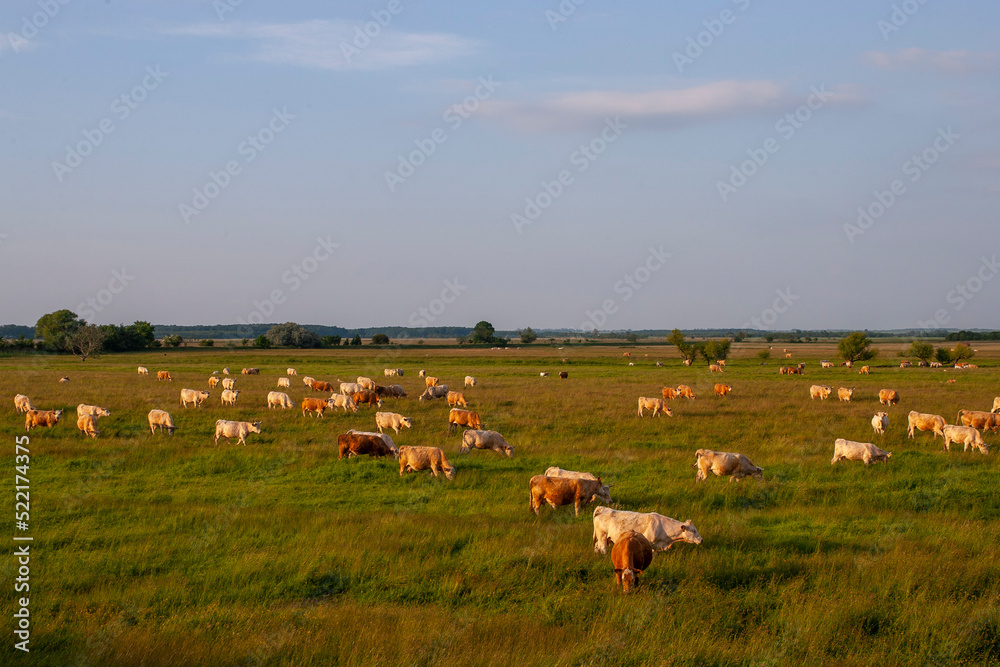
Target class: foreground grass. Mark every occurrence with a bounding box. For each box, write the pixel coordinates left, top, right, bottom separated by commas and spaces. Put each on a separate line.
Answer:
3, 343, 1000, 665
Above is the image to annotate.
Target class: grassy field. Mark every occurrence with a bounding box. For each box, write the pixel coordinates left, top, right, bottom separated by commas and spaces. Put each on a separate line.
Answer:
3, 342, 1000, 666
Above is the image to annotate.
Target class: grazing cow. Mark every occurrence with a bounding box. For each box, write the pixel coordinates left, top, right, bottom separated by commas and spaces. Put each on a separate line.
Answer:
907, 411, 946, 440
77, 404, 110, 418
718, 359, 726, 367
137, 366, 149, 375
465, 376, 477, 388
677, 385, 695, 400
918, 360, 930, 367
831, 438, 892, 465
540, 372, 549, 377
662, 387, 678, 400
447, 391, 468, 408
222, 368, 230, 375
419, 385, 449, 401
14, 395, 36, 414
76, 414, 100, 439
655, 361, 663, 367
779, 367, 789, 375
623, 352, 631, 358
337, 432, 395, 460
208, 376, 220, 388
302, 397, 331, 418
637, 397, 671, 418
809, 385, 833, 400
339, 382, 363, 396
838, 388, 854, 402
398, 446, 455, 480
942, 425, 989, 454
461, 429, 513, 457
993, 397, 1000, 414
683, 359, 692, 367
448, 408, 483, 433
277, 377, 291, 388
785, 353, 793, 359
529, 475, 611, 516
383, 368, 397, 377
25, 410, 62, 431
714, 384, 732, 398
374, 385, 394, 398
900, 360, 912, 368
693, 449, 763, 482
930, 362, 943, 368
352, 390, 383, 409
593, 507, 702, 555
180, 389, 209, 408
214, 419, 262, 446
311, 380, 335, 393
375, 411, 412, 435
878, 389, 900, 406
267, 391, 294, 410
388, 384, 407, 398
157, 371, 172, 381
345, 430, 398, 456
611, 531, 654, 593
357, 376, 375, 391
859, 366, 870, 375
221, 389, 241, 406
559, 371, 569, 379
221, 377, 235, 391
946, 379, 957, 384
58, 377, 70, 383
709, 364, 723, 373
302, 376, 315, 387
843, 361, 854, 368
957, 410, 1000, 433
871, 412, 889, 436
147, 409, 176, 435
327, 394, 358, 413
787, 367, 802, 376
241, 368, 259, 375
419, 370, 426, 378
821, 361, 834, 369
287, 368, 297, 376
424, 376, 441, 388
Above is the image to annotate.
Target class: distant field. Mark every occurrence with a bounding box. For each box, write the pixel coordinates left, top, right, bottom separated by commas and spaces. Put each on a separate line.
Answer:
3, 343, 1000, 666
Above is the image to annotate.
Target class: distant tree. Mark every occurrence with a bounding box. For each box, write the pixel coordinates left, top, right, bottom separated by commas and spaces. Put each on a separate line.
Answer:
199, 339, 214, 347
734, 331, 747, 342
35, 309, 83, 352
624, 331, 639, 343
252, 335, 272, 349
668, 329, 697, 362
321, 335, 342, 347
838, 331, 878, 364
370, 333, 390, 345
67, 324, 107, 361
907, 341, 935, 363
241, 339, 250, 347
701, 339, 731, 362
934, 347, 952, 364
350, 334, 362, 346
951, 343, 974, 364
266, 322, 321, 348
467, 321, 507, 346
765, 334, 775, 343
162, 334, 183, 348
757, 349, 771, 360
518, 327, 538, 344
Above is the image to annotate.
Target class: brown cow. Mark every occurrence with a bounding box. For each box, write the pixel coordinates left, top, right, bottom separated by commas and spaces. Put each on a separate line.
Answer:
301, 397, 331, 418
859, 366, 870, 375
611, 531, 654, 593
559, 371, 569, 379
676, 385, 695, 400
908, 411, 946, 439
311, 380, 335, 393
352, 390, 383, 409
447, 391, 468, 408
425, 376, 440, 388
157, 371, 172, 381
878, 389, 900, 406
661, 387, 678, 400
957, 410, 1000, 433
714, 384, 732, 397
25, 410, 62, 431
337, 432, 395, 460
448, 408, 483, 433
528, 475, 612, 516
76, 414, 100, 439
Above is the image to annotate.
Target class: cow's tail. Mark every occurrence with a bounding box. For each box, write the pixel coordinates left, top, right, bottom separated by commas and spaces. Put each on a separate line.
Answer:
957, 409, 965, 423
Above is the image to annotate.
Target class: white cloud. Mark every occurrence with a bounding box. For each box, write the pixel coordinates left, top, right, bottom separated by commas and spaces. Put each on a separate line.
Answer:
863, 48, 998, 75
165, 20, 477, 71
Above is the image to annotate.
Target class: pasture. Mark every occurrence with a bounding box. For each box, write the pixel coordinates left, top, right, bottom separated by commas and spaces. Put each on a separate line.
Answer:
3, 343, 1000, 666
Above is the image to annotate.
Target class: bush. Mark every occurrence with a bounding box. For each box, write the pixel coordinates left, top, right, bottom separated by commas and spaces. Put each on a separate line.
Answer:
321, 335, 342, 347
253, 335, 272, 349
350, 335, 361, 347
370, 333, 390, 345
757, 349, 771, 360
162, 335, 183, 348
265, 322, 321, 349
199, 339, 214, 347
935, 347, 952, 364
838, 332, 878, 364
518, 328, 537, 344
907, 341, 935, 362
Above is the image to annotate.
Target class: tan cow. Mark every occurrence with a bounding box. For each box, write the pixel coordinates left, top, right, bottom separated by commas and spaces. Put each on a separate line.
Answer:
76, 414, 100, 439
611, 531, 654, 593
180, 389, 209, 408
425, 376, 440, 388
448, 408, 482, 433
907, 411, 946, 440
418, 370, 426, 378
957, 410, 1000, 433
785, 352, 793, 359
357, 376, 375, 391
718, 359, 726, 367
311, 380, 335, 393
709, 364, 723, 373
837, 388, 854, 402
221, 377, 235, 391
287, 368, 298, 376
693, 449, 763, 482
637, 397, 671, 417
241, 368, 259, 375
148, 409, 176, 435
821, 361, 834, 369
831, 438, 891, 465
398, 446, 455, 480
809, 385, 833, 400
301, 397, 331, 418
859, 366, 870, 375
842, 360, 854, 368
137, 366, 149, 375
992, 397, 1000, 414
942, 425, 988, 454
878, 389, 900, 406
221, 389, 240, 406
930, 362, 943, 368
267, 391, 294, 409
418, 385, 449, 401
77, 404, 110, 418
661, 387, 678, 400
375, 411, 412, 435
447, 391, 468, 408
779, 367, 789, 375
871, 412, 888, 436
464, 376, 477, 388
900, 360, 912, 368
461, 430, 513, 457
329, 393, 358, 413
676, 385, 695, 400
157, 371, 172, 381
214, 419, 262, 446
25, 410, 62, 431
208, 376, 220, 388
528, 475, 612, 516
714, 384, 732, 398
14, 395, 36, 414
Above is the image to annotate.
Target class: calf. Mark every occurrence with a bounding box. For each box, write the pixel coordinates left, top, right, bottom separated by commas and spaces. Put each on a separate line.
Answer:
662, 387, 678, 400
311, 380, 335, 393
871, 412, 888, 436
676, 385, 695, 400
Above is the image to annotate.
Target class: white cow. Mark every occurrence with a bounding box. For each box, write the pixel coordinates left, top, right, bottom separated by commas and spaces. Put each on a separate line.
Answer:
214, 419, 262, 446
137, 366, 149, 375
357, 376, 375, 391
180, 389, 209, 408
14, 395, 36, 414
329, 393, 358, 413
942, 425, 988, 454
418, 385, 449, 401
77, 404, 111, 418
221, 377, 235, 391
375, 411, 413, 435
461, 430, 513, 457
992, 397, 1000, 414
267, 391, 294, 409
831, 438, 891, 465
287, 368, 298, 376
302, 376, 315, 387
871, 412, 889, 436
339, 382, 363, 396
221, 389, 241, 406
147, 409, 176, 435
693, 449, 763, 482
465, 376, 477, 388
277, 377, 291, 388
592, 506, 703, 554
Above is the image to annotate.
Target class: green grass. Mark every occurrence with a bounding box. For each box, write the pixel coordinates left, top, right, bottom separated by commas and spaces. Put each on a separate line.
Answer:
3, 343, 1000, 665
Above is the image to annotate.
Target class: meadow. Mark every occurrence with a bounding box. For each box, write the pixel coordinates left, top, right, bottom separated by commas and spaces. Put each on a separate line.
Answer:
2, 342, 1000, 666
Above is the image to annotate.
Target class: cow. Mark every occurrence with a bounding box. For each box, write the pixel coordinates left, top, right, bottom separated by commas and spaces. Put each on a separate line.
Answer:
267, 391, 294, 410
637, 397, 671, 418
375, 411, 412, 435
992, 397, 1000, 414
907, 411, 946, 440
878, 389, 900, 406
58, 377, 70, 383
384, 368, 398, 377
655, 361, 663, 367
277, 377, 291, 388
718, 359, 726, 367
662, 387, 678, 400
930, 362, 943, 368
593, 507, 702, 555
302, 397, 331, 418
859, 366, 870, 375
787, 367, 802, 376
900, 360, 912, 368
241, 368, 259, 375
357, 376, 375, 391
425, 376, 441, 388
837, 388, 854, 402
398, 446, 455, 480
677, 385, 695, 400
419, 370, 426, 378
610, 531, 654, 593
339, 381, 363, 396
25, 410, 62, 431
214, 419, 262, 446
918, 360, 930, 367
14, 395, 36, 414
352, 390, 382, 409
208, 376, 221, 388
544, 467, 601, 481
779, 367, 789, 375
683, 359, 692, 367
693, 449, 763, 482
219, 389, 239, 406
180, 389, 209, 408
147, 409, 176, 435
373, 385, 393, 398
871, 412, 889, 436
558, 371, 569, 379
137, 366, 149, 375
957, 410, 1000, 433
287, 368, 298, 376
842, 360, 855, 368
77, 404, 110, 418
942, 425, 989, 453
623, 352, 631, 358
540, 372, 549, 377
946, 379, 957, 384
809, 385, 833, 400
302, 376, 315, 387
785, 353, 793, 359
222, 368, 230, 375
821, 361, 834, 369
447, 391, 468, 408
529, 475, 611, 516
337, 432, 395, 460
831, 438, 892, 465
465, 376, 477, 388
76, 414, 100, 439
448, 408, 483, 433
419, 385, 449, 401
387, 384, 407, 398
461, 430, 513, 457
311, 380, 335, 393
329, 393, 358, 413
157, 371, 172, 381
221, 377, 236, 391
709, 364, 723, 373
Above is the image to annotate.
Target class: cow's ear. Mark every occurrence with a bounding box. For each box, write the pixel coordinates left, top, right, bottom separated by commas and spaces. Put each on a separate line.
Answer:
614, 568, 622, 574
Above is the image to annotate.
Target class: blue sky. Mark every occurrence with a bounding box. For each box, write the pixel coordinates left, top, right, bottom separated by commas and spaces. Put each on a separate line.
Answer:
1, 0, 998, 331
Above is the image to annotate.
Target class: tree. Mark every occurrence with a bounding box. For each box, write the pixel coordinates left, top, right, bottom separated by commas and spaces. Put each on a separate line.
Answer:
321, 335, 342, 347
668, 329, 697, 362
350, 334, 362, 346
466, 321, 507, 346
252, 335, 272, 349
757, 349, 771, 360
199, 339, 214, 347
370, 333, 390, 345
35, 309, 83, 352
951, 343, 974, 364
907, 340, 935, 363
162, 334, 183, 348
67, 324, 107, 361
624, 331, 639, 343
734, 331, 747, 342
934, 346, 952, 364
265, 322, 321, 348
518, 327, 537, 344
701, 339, 731, 362
838, 331, 878, 364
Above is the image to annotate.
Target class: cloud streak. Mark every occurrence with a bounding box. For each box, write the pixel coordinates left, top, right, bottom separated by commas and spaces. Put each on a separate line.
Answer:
863, 48, 998, 75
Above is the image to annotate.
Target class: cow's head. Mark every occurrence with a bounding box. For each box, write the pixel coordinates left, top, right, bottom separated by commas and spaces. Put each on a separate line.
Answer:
54, 410, 63, 419
444, 466, 456, 480
249, 422, 262, 434
681, 520, 703, 545
98, 407, 111, 417
401, 417, 412, 429
752, 467, 764, 481
618, 567, 641, 593
503, 443, 514, 458
593, 478, 612, 504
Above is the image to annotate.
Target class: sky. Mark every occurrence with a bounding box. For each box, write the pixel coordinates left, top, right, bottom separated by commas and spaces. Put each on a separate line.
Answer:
1, 0, 998, 332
